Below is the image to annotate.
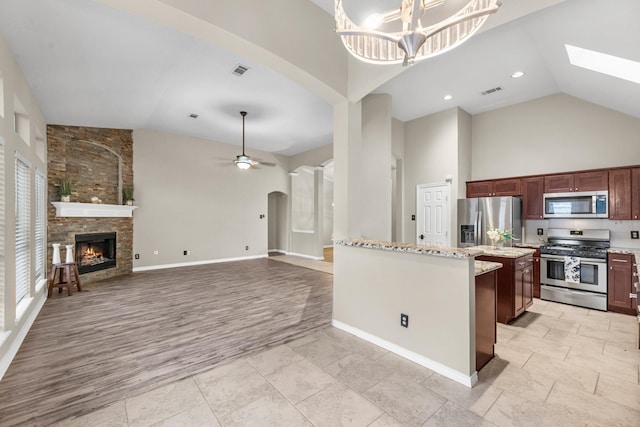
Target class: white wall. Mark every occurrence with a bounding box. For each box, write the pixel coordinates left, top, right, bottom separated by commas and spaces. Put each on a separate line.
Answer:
132, 129, 289, 269
0, 35, 48, 380
471, 93, 640, 180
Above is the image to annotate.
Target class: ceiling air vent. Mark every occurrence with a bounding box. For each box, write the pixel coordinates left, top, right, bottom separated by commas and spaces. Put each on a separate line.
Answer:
231, 64, 250, 77
481, 86, 503, 95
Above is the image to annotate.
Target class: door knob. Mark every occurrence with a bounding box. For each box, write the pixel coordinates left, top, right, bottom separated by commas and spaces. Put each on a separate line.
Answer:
419, 234, 425, 240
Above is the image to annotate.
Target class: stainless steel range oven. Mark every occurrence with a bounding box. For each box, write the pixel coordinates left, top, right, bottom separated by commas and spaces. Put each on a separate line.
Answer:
540, 229, 610, 311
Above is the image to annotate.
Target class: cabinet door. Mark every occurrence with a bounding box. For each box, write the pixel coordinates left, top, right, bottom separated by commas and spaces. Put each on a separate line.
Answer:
574, 170, 608, 191
514, 260, 526, 317
544, 174, 574, 193
467, 181, 494, 198
494, 178, 522, 196
607, 254, 634, 314
632, 168, 640, 220
609, 169, 632, 220
532, 249, 541, 298
522, 177, 544, 219
522, 262, 534, 309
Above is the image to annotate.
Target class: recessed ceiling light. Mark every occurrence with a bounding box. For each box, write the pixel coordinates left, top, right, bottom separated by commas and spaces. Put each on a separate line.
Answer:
443, 94, 453, 101
189, 113, 198, 119
511, 71, 525, 78
565, 44, 640, 85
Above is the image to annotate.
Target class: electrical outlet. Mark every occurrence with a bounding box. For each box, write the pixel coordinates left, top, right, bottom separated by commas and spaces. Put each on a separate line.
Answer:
537, 228, 544, 236
411, 215, 415, 221
631, 230, 639, 240
134, 254, 140, 259
183, 250, 189, 256
400, 313, 409, 328
245, 245, 249, 251
259, 214, 265, 219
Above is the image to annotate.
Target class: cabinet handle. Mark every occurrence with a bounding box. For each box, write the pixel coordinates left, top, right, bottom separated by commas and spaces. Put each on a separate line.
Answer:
575, 188, 578, 191
611, 259, 629, 263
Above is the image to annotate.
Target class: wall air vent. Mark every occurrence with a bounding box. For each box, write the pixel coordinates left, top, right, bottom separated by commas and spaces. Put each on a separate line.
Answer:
481, 86, 503, 95
231, 64, 250, 77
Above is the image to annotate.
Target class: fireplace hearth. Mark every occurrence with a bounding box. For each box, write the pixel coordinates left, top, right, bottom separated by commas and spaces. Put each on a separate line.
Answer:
75, 232, 116, 274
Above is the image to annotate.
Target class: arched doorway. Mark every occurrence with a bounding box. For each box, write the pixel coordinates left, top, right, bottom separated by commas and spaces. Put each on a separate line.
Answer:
267, 191, 288, 254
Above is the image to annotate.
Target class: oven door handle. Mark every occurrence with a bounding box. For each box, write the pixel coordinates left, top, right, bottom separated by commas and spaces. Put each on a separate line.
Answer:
540, 255, 606, 264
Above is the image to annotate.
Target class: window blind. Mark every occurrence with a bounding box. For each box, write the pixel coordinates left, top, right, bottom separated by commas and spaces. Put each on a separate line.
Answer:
35, 170, 45, 283
15, 156, 30, 304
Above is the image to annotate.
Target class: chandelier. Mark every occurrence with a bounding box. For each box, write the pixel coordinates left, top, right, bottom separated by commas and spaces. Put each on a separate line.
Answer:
334, 0, 501, 66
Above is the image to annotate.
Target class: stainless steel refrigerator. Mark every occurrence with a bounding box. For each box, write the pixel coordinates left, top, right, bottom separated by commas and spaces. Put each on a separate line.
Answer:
457, 197, 522, 247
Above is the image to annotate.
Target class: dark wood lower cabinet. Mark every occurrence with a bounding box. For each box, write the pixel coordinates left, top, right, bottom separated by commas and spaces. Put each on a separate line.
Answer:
475, 270, 497, 371
477, 255, 533, 324
532, 249, 541, 298
607, 253, 637, 315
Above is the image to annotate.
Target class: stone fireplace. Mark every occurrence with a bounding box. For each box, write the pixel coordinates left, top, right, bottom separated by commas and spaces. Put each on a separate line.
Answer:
47, 125, 134, 283
75, 232, 117, 274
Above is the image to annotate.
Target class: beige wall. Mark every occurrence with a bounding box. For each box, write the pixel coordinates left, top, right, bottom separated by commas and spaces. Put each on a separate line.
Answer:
132, 129, 289, 269
0, 35, 48, 379
361, 94, 393, 241
333, 245, 476, 383
403, 108, 465, 244
471, 93, 640, 180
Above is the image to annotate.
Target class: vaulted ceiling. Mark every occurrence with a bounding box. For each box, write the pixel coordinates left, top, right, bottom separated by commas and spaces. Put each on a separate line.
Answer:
1, 0, 638, 156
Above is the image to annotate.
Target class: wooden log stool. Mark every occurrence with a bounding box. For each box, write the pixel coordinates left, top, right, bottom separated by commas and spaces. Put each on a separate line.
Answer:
48, 263, 82, 297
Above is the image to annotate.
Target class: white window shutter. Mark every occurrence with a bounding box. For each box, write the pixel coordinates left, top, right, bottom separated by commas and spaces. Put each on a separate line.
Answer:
35, 170, 45, 283
15, 156, 30, 304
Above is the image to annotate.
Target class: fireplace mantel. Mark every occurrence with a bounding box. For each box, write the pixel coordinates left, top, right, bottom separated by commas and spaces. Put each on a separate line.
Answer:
51, 202, 138, 218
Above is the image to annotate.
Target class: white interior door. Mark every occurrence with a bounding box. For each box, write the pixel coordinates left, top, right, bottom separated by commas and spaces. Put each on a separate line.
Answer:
416, 183, 450, 246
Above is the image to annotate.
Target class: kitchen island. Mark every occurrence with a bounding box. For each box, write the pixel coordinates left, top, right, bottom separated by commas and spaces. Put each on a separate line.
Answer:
333, 239, 503, 388
476, 245, 536, 324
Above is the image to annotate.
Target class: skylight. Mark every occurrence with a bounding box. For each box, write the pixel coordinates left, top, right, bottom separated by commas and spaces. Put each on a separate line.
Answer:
565, 44, 640, 85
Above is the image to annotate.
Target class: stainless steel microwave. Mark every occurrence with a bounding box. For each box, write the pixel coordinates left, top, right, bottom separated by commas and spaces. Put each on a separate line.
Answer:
543, 191, 608, 218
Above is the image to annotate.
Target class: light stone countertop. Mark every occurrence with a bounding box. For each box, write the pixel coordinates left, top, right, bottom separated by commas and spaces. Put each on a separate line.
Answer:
474, 245, 536, 259
515, 242, 545, 249
475, 261, 503, 276
334, 239, 535, 260
334, 239, 485, 259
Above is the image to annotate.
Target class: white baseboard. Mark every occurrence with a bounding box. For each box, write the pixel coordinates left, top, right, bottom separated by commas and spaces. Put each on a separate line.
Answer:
286, 252, 324, 261
132, 254, 268, 272
323, 245, 333, 249
268, 249, 287, 254
332, 320, 478, 388
0, 292, 47, 381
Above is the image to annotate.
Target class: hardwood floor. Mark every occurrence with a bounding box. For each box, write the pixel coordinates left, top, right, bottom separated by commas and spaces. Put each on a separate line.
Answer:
0, 258, 333, 426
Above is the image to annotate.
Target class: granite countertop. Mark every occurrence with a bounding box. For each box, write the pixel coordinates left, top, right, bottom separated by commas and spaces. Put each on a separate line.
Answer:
475, 261, 503, 276
474, 245, 536, 258
334, 239, 485, 259
515, 242, 545, 249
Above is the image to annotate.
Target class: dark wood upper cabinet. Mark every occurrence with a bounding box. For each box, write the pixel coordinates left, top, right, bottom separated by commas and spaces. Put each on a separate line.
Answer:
467, 181, 494, 198
632, 168, 640, 220
522, 177, 544, 219
494, 178, 521, 196
544, 170, 608, 193
609, 168, 632, 220
574, 170, 608, 191
544, 173, 574, 193
467, 178, 521, 198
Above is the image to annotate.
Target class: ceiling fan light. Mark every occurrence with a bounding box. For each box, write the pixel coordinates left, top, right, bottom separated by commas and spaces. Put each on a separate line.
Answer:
235, 154, 252, 169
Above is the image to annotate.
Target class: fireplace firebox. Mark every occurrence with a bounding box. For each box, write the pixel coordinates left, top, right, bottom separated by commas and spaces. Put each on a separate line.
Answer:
75, 232, 116, 274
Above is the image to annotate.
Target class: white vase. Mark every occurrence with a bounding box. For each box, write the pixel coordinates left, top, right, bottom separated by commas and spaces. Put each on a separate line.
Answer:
65, 245, 74, 263
52, 243, 61, 264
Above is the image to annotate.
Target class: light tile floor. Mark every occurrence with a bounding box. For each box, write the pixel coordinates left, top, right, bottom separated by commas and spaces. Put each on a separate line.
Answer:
55, 299, 640, 427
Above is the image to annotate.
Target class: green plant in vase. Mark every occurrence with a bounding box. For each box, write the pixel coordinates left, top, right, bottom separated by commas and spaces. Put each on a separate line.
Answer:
59, 177, 72, 202
122, 186, 134, 206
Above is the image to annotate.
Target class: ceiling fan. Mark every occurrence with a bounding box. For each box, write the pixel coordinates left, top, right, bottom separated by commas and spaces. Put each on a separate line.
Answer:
234, 111, 276, 169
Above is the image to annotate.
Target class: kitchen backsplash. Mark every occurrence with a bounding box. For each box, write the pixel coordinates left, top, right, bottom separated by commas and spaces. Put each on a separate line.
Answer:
523, 219, 640, 249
